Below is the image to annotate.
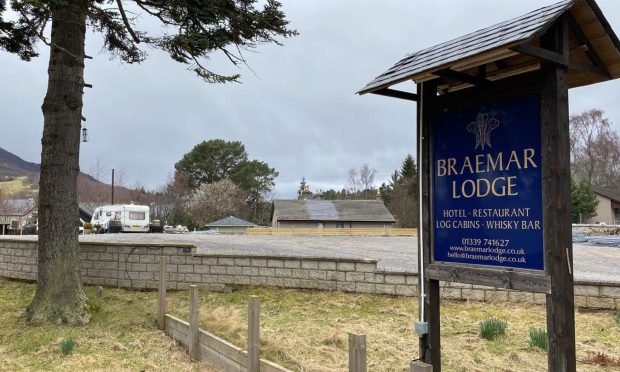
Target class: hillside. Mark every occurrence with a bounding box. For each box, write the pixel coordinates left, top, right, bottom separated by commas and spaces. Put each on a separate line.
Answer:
0, 147, 39, 180
0, 146, 135, 202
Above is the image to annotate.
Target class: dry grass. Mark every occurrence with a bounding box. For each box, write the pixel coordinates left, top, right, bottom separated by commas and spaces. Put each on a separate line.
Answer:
166, 287, 620, 372
1, 279, 618, 371
0, 278, 214, 371
0, 176, 38, 196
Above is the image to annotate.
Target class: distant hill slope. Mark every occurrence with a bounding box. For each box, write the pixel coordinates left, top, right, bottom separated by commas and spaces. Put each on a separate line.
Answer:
0, 147, 40, 178
0, 146, 142, 203
0, 146, 99, 183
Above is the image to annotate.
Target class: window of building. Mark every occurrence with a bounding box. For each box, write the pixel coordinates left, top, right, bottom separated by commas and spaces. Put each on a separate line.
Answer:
335, 222, 344, 228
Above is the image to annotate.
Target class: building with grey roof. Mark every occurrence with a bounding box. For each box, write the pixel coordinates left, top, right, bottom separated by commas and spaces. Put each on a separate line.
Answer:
206, 216, 258, 233
271, 200, 395, 229
0, 198, 36, 235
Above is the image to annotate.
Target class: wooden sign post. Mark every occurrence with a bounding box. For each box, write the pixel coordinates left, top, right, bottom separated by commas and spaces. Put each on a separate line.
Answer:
359, 1, 620, 371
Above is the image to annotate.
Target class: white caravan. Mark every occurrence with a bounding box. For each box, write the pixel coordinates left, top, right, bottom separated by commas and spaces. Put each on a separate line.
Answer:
90, 204, 150, 233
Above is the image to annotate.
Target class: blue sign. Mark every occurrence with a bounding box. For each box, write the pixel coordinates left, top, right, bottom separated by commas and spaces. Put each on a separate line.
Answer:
433, 94, 543, 270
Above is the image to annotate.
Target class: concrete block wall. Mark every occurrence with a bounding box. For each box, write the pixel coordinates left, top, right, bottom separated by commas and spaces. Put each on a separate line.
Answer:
192, 254, 418, 296
0, 240, 38, 281
0, 239, 619, 309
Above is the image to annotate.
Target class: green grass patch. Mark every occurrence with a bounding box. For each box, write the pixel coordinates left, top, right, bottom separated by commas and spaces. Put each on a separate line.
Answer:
615, 310, 620, 325
529, 327, 548, 351
59, 338, 76, 355
480, 317, 507, 340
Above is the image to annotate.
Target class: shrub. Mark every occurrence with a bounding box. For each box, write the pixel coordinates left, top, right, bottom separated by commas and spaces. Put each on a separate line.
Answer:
60, 338, 76, 355
582, 351, 620, 367
529, 328, 547, 350
83, 222, 92, 229
480, 318, 507, 340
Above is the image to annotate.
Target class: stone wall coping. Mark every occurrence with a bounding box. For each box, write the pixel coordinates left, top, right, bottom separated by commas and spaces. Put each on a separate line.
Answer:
376, 269, 415, 275
0, 237, 195, 248
0, 237, 37, 242
193, 253, 378, 264
575, 279, 620, 287
80, 241, 196, 248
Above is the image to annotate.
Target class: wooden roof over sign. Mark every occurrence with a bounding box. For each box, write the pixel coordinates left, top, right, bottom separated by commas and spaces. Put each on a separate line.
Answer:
358, 0, 620, 97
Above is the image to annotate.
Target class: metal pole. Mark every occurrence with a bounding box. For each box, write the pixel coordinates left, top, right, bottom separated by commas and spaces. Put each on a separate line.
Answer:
111, 168, 115, 205
418, 84, 426, 323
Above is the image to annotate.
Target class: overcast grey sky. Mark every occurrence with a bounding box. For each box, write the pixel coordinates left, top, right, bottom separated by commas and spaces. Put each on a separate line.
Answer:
1, 0, 619, 199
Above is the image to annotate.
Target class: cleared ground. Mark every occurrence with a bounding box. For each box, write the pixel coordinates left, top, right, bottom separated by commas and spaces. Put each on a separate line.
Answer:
74, 234, 620, 284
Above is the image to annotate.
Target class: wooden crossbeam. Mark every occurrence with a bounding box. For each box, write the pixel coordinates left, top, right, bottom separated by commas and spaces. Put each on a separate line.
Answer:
371, 88, 419, 101
512, 44, 610, 78
566, 12, 611, 78
433, 68, 489, 86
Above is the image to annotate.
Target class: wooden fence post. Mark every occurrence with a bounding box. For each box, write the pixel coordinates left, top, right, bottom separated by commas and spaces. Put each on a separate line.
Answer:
248, 296, 260, 372
348, 333, 366, 372
189, 285, 200, 361
157, 256, 168, 330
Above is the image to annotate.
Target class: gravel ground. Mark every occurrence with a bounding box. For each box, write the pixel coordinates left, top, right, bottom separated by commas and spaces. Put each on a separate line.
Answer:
73, 233, 620, 284
7, 234, 618, 284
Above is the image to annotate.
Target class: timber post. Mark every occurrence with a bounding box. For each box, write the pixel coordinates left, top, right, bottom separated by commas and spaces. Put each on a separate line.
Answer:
157, 256, 168, 331
247, 296, 260, 372
540, 16, 576, 371
188, 285, 200, 361
348, 333, 367, 372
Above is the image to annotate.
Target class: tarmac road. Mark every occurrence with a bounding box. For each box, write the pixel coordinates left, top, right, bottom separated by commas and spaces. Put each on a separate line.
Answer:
75, 233, 620, 284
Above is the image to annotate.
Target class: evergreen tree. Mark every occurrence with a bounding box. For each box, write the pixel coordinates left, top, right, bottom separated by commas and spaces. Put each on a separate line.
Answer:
1, 0, 295, 324
297, 177, 312, 200
571, 180, 598, 223
383, 154, 419, 227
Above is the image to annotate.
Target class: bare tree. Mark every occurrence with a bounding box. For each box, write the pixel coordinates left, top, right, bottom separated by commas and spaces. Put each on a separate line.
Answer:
114, 167, 127, 189
359, 164, 376, 199
346, 168, 359, 198
187, 179, 246, 226
88, 158, 107, 182
570, 109, 620, 188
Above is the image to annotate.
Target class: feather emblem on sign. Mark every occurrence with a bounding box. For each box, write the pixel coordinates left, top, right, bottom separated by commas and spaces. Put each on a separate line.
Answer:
466, 114, 500, 150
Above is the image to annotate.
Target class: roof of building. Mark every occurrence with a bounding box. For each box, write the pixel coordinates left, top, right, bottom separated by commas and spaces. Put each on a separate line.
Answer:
272, 200, 395, 223
593, 188, 620, 203
358, 0, 620, 95
206, 216, 258, 227
78, 203, 94, 217
0, 198, 36, 217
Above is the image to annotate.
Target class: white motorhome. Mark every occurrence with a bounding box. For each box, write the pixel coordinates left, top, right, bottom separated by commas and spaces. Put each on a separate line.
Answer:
90, 204, 150, 233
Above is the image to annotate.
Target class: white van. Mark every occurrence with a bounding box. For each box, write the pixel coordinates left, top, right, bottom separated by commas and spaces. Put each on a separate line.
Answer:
90, 204, 150, 233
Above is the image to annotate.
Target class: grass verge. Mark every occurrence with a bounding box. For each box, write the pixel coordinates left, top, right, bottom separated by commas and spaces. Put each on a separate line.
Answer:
0, 278, 213, 371
1, 278, 619, 371
165, 286, 620, 372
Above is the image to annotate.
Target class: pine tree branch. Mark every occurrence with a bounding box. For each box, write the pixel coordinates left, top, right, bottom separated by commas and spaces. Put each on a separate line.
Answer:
115, 0, 140, 43
18, 9, 80, 60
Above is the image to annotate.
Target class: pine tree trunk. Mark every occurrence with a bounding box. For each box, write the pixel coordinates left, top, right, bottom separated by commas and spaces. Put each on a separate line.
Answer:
27, 1, 90, 324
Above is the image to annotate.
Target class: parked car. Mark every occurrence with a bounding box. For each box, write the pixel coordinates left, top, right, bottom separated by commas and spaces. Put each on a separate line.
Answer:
149, 219, 164, 233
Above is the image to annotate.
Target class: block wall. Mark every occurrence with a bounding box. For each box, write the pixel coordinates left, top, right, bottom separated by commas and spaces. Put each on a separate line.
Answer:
0, 239, 618, 309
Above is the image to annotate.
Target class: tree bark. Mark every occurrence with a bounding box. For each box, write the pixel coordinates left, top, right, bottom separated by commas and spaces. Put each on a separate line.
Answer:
27, 1, 90, 324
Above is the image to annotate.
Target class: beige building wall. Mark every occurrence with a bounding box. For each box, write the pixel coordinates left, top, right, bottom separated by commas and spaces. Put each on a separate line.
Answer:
588, 194, 613, 225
